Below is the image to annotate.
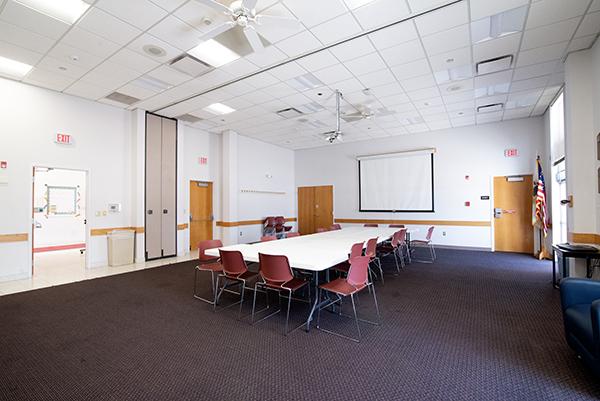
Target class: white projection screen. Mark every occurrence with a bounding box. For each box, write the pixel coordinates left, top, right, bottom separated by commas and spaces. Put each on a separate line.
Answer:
358, 149, 435, 212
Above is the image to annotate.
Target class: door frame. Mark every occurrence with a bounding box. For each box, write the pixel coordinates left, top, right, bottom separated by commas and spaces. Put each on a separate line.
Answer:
31, 165, 90, 275
189, 180, 214, 250
491, 173, 534, 253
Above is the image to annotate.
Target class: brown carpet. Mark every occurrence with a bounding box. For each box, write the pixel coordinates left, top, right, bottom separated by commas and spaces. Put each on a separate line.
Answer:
1, 249, 599, 401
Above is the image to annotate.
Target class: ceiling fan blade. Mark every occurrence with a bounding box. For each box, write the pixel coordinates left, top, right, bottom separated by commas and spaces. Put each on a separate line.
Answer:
199, 21, 235, 41
242, 0, 259, 10
256, 14, 301, 28
243, 26, 264, 52
196, 0, 231, 14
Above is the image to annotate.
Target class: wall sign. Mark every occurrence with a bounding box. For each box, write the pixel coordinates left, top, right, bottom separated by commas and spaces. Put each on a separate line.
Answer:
504, 148, 518, 157
481, 195, 490, 200
55, 133, 74, 145
0, 161, 6, 169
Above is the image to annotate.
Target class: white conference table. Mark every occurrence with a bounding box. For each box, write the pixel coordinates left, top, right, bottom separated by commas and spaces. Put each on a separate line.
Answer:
206, 226, 411, 330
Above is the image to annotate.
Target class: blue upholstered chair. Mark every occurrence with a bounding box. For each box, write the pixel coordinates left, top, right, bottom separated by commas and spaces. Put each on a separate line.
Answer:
560, 278, 600, 376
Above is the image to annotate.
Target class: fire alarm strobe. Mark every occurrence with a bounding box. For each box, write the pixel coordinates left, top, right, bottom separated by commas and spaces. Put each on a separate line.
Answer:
0, 161, 6, 169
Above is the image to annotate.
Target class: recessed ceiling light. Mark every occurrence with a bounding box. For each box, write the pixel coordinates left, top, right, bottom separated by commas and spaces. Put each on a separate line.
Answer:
143, 45, 167, 58
203, 102, 236, 115
475, 83, 510, 98
70, 55, 79, 62
477, 103, 504, 113
188, 39, 240, 67
0, 56, 33, 78
476, 55, 513, 75
446, 58, 455, 63
471, 6, 527, 44
288, 73, 324, 91
434, 65, 473, 84
14, 0, 90, 24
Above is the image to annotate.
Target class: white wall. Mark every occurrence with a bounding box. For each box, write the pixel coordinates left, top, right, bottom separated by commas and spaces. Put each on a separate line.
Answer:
295, 117, 545, 249
33, 168, 86, 248
0, 78, 133, 279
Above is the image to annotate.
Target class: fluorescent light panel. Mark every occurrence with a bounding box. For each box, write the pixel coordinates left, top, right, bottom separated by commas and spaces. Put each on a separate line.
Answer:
471, 6, 527, 44
0, 56, 33, 78
434, 65, 474, 84
203, 102, 236, 115
131, 75, 173, 92
475, 83, 510, 98
188, 39, 240, 68
476, 55, 513, 75
14, 0, 90, 24
288, 73, 324, 91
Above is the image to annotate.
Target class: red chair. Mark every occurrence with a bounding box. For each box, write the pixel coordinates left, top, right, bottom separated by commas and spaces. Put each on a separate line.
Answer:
194, 240, 223, 305
263, 216, 276, 236
216, 250, 258, 318
274, 216, 292, 234
411, 226, 436, 262
378, 230, 406, 273
252, 253, 310, 335
286, 232, 300, 238
261, 235, 277, 242
317, 255, 381, 342
316, 227, 328, 233
330, 224, 342, 230
332, 242, 364, 275
365, 237, 384, 284
364, 223, 379, 227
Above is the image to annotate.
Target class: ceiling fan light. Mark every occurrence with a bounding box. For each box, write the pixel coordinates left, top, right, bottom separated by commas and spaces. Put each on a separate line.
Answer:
188, 39, 240, 67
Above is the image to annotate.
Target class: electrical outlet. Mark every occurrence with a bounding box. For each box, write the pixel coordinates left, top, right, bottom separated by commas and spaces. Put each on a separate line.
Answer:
442, 231, 446, 236
239, 231, 242, 236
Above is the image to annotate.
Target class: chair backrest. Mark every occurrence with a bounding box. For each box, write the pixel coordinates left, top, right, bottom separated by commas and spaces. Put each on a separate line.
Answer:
391, 231, 401, 248
263, 216, 276, 228
347, 256, 371, 287
198, 240, 223, 262
219, 249, 247, 276
261, 235, 277, 242
389, 224, 405, 228
349, 242, 364, 259
365, 237, 378, 257
364, 223, 379, 227
426, 226, 435, 241
397, 228, 407, 244
258, 253, 293, 285
330, 224, 342, 230
316, 227, 328, 233
286, 232, 300, 238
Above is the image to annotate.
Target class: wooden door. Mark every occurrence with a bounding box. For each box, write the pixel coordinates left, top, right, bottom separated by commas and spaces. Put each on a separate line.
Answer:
493, 175, 534, 253
190, 181, 213, 250
298, 185, 333, 234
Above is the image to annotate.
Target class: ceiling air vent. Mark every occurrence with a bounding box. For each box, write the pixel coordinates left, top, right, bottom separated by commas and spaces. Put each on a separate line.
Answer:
476, 55, 513, 75
104, 92, 140, 105
276, 107, 303, 119
477, 103, 504, 113
177, 114, 203, 123
169, 54, 213, 77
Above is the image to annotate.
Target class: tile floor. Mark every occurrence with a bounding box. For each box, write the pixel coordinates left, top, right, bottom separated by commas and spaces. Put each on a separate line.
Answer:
0, 249, 198, 296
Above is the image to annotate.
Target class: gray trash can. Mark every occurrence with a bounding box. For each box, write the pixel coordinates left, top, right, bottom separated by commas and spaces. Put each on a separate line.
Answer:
107, 230, 135, 267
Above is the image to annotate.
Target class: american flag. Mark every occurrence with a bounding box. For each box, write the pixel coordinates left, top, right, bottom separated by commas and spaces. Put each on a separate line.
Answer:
534, 157, 549, 237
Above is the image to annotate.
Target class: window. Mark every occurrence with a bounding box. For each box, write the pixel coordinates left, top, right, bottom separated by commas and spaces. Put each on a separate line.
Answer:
47, 186, 78, 215
549, 92, 567, 244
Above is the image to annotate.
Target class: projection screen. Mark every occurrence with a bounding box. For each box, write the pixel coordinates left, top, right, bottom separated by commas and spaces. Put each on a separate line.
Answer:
358, 149, 435, 212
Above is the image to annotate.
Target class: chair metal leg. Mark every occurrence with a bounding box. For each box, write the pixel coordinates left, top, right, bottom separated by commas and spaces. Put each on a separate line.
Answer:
213, 275, 220, 311
430, 244, 436, 261
284, 289, 292, 335
371, 283, 381, 325
350, 294, 361, 343
316, 288, 322, 328
392, 250, 400, 274
238, 282, 246, 320
376, 257, 384, 284
194, 269, 219, 305
251, 283, 259, 323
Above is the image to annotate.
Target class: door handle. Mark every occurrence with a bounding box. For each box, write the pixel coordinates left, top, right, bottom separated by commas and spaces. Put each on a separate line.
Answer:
163, 209, 168, 214
148, 210, 153, 215
493, 208, 502, 218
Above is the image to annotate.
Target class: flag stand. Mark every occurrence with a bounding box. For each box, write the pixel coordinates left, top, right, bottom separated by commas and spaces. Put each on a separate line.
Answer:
536, 227, 551, 260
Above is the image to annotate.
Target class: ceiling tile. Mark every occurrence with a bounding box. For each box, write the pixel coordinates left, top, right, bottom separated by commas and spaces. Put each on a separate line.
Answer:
254, 3, 305, 43
344, 52, 387, 75
96, 0, 169, 30
352, 0, 411, 30
81, 60, 141, 89
263, 81, 298, 98
408, 86, 440, 101
173, 0, 230, 30
23, 68, 75, 91
330, 36, 375, 62
575, 11, 600, 38
368, 20, 418, 50
390, 58, 432, 80
0, 21, 55, 54
331, 77, 365, 94
521, 17, 580, 50
509, 75, 550, 92
296, 50, 340, 72
128, 33, 184, 63
310, 13, 362, 45
357, 68, 396, 88
415, 1, 468, 36
36, 56, 88, 79
408, 0, 458, 13
149, 0, 188, 11
109, 48, 160, 74
64, 80, 112, 100
77, 7, 141, 46
269, 61, 307, 81
399, 74, 437, 92
243, 71, 280, 88
378, 39, 425, 67
0, 40, 43, 65
428, 46, 472, 71
147, 65, 191, 85
567, 35, 597, 52
62, 26, 121, 59
591, 0, 600, 12
275, 30, 323, 57
312, 63, 353, 84
516, 41, 568, 67
513, 60, 559, 80
370, 81, 404, 97
0, 0, 69, 39
148, 15, 203, 51
472, 33, 521, 63
421, 24, 470, 56
525, 0, 589, 29
283, 0, 347, 28
470, 0, 529, 20
245, 45, 287, 67
118, 82, 158, 100
220, 58, 259, 77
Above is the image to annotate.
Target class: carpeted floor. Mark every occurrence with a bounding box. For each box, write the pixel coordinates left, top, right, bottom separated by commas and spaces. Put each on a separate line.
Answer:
1, 249, 599, 401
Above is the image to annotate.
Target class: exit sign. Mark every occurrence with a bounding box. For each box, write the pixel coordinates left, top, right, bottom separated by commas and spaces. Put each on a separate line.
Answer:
55, 133, 73, 145
504, 148, 518, 157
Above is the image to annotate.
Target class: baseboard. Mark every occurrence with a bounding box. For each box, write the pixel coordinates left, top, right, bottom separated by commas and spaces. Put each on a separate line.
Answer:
0, 271, 31, 283
432, 244, 492, 252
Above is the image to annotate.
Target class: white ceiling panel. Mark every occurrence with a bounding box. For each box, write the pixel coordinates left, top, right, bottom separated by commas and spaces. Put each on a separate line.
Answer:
567, 34, 597, 52
77, 7, 142, 46
513, 60, 559, 80
0, 21, 55, 54
128, 33, 184, 63
390, 58, 432, 80
147, 65, 191, 85
521, 17, 580, 50
61, 27, 121, 59
283, 0, 347, 28
575, 11, 600, 38
312, 63, 353, 84
310, 13, 363, 45
351, 0, 411, 30
148, 15, 203, 51
0, 1, 70, 39
368, 20, 418, 50
470, 0, 529, 20
330, 36, 375, 62
23, 68, 75, 91
415, 1, 469, 36
516, 41, 567, 67
109, 48, 160, 74
253, 3, 305, 43
149, 0, 188, 12
525, 0, 590, 29
344, 52, 387, 75
245, 45, 287, 67
357, 68, 396, 88
64, 80, 112, 100
379, 39, 426, 67
0, 40, 43, 65
472, 33, 521, 63
275, 30, 323, 57
421, 24, 470, 56
96, 0, 169, 30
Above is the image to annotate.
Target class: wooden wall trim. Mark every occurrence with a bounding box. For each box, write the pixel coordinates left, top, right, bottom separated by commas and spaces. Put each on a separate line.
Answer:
0, 233, 28, 243
90, 227, 144, 236
568, 232, 600, 244
334, 218, 491, 227
216, 217, 297, 227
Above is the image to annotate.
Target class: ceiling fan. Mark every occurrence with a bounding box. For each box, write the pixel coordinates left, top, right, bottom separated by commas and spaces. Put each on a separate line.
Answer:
196, 0, 300, 53
320, 90, 343, 144
341, 89, 396, 122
